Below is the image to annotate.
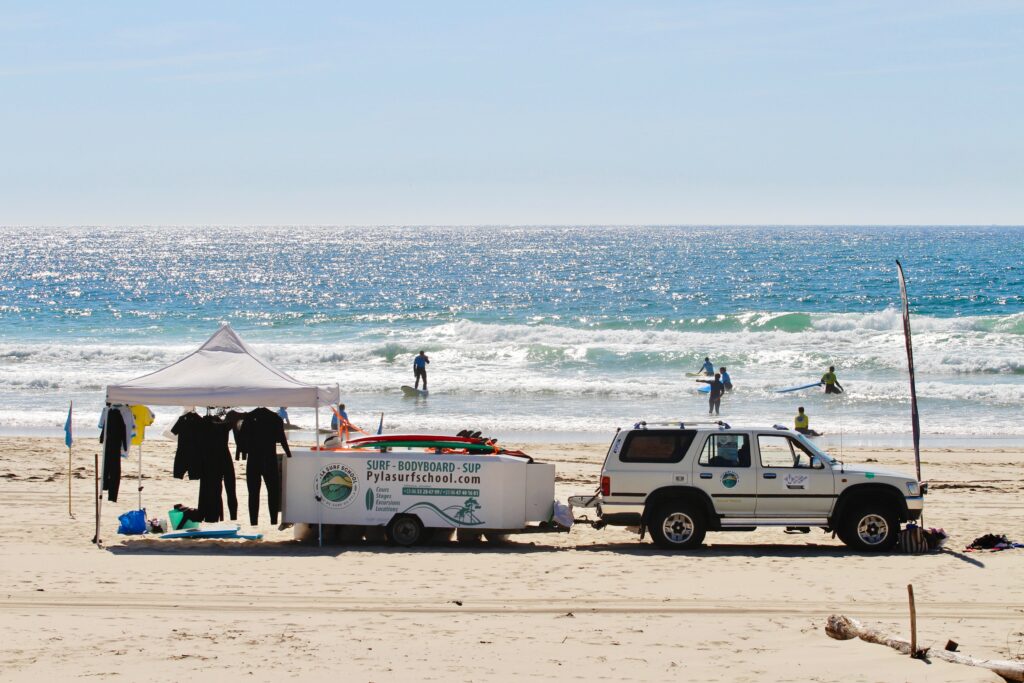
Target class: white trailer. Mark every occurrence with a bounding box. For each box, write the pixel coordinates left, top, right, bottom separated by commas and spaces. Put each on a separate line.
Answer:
283, 448, 560, 545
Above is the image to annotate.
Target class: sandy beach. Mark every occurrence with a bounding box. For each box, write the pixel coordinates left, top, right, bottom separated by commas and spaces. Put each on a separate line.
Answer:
1, 436, 1021, 682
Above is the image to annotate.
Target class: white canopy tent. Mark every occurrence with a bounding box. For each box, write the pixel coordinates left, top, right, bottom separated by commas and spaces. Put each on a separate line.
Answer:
96, 325, 339, 545
106, 323, 339, 409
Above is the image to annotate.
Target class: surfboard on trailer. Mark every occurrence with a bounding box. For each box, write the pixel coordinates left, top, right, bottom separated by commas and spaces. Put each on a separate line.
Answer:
401, 385, 428, 397
348, 434, 486, 446
775, 382, 822, 394
350, 440, 497, 452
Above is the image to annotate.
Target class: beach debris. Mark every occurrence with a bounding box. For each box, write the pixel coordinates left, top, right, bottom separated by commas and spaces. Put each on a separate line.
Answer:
825, 615, 1024, 681
965, 533, 1023, 552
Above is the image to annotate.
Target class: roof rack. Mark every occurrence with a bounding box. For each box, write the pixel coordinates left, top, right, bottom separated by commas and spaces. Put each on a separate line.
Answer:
634, 420, 732, 430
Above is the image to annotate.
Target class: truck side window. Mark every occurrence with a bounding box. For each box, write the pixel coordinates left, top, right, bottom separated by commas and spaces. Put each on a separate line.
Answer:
619, 430, 696, 463
698, 434, 750, 468
758, 435, 821, 469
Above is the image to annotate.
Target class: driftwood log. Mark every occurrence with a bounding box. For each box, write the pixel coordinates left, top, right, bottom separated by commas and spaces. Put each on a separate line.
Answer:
826, 615, 1024, 682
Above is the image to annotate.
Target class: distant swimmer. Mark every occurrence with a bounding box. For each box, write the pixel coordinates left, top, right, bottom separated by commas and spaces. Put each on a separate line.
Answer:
821, 366, 844, 394
697, 373, 725, 416
794, 406, 821, 436
413, 350, 430, 391
699, 356, 715, 376
719, 367, 733, 392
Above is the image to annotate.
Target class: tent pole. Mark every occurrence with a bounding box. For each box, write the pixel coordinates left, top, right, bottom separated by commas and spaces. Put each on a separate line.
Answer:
137, 443, 143, 511
315, 405, 320, 448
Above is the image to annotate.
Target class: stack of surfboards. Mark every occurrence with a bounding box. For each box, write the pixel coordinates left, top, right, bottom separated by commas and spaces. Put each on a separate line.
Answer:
347, 433, 498, 453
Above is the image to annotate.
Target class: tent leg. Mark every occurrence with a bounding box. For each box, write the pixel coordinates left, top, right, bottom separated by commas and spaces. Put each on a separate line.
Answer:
137, 443, 143, 511
315, 407, 320, 449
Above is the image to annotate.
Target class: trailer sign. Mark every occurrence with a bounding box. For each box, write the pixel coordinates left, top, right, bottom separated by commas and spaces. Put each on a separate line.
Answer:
317, 463, 359, 509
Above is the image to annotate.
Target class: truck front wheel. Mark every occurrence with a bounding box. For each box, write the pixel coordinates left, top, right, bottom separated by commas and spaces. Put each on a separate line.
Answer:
649, 502, 706, 550
839, 503, 898, 552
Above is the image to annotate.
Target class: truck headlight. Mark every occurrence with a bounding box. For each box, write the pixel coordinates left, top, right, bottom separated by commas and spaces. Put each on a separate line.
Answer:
905, 482, 919, 496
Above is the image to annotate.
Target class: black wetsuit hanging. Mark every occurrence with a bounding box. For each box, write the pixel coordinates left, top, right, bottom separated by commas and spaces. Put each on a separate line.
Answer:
238, 407, 291, 525
196, 415, 239, 523
170, 411, 203, 480
99, 406, 127, 502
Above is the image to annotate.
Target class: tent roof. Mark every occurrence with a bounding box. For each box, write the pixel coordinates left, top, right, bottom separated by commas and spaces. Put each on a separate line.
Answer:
105, 324, 339, 408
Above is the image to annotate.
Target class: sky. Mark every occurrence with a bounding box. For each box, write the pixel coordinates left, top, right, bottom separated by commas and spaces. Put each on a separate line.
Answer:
0, 1, 1022, 225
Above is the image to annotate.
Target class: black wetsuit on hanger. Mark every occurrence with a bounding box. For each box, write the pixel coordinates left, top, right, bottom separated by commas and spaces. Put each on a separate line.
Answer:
100, 407, 127, 502
238, 407, 291, 525
196, 415, 238, 523
170, 411, 204, 480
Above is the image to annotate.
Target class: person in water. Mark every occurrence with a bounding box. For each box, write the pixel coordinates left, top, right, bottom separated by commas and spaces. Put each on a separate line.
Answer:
413, 351, 430, 390
821, 366, 844, 394
697, 373, 725, 416
699, 356, 715, 376
794, 406, 821, 436
276, 407, 290, 426
719, 367, 733, 392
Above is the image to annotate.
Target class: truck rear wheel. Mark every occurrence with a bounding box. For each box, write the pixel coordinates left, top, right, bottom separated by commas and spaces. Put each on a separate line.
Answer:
840, 503, 898, 552
649, 502, 706, 550
387, 515, 424, 547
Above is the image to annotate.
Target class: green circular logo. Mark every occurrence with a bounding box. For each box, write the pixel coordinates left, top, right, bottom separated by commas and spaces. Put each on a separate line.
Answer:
721, 471, 739, 489
317, 464, 358, 509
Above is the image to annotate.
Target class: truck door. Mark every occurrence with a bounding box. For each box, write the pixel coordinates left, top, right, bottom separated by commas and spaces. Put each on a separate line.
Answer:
754, 433, 835, 517
695, 433, 756, 518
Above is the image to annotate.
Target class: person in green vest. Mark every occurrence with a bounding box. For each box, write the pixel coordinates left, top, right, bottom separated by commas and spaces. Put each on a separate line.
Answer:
794, 406, 821, 436
821, 366, 844, 394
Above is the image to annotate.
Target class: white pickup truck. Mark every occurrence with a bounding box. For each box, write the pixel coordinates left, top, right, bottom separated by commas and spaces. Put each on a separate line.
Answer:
573, 422, 925, 551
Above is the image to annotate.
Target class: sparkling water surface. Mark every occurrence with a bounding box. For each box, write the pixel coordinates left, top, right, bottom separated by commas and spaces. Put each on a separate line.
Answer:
1, 226, 1022, 443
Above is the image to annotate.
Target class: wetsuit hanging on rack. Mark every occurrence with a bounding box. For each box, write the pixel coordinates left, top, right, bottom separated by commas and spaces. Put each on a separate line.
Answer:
238, 407, 291, 525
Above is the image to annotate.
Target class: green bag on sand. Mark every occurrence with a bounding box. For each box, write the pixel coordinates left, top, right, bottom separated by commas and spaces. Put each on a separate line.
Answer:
168, 508, 201, 531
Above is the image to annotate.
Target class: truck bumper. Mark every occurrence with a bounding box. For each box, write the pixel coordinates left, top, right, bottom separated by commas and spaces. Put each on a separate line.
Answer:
905, 495, 924, 521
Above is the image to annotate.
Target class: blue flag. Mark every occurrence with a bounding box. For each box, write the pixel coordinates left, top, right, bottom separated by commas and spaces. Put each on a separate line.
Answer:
64, 402, 73, 448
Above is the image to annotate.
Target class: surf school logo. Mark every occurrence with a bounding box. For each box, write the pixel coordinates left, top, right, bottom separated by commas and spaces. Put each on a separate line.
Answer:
721, 471, 739, 489
317, 463, 359, 509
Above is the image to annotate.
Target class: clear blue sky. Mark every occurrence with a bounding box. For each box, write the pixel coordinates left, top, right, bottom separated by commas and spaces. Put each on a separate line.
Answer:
1, 1, 1021, 225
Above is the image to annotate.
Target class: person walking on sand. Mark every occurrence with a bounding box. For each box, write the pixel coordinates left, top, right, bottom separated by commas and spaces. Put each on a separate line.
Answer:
413, 351, 430, 391
697, 373, 725, 416
698, 356, 715, 376
821, 366, 844, 394
719, 367, 733, 392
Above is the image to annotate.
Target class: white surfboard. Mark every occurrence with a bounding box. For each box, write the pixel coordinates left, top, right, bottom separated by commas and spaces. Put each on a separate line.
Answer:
401, 385, 428, 397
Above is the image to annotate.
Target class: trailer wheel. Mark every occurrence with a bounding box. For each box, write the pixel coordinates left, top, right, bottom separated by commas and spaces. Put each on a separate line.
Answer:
387, 515, 424, 547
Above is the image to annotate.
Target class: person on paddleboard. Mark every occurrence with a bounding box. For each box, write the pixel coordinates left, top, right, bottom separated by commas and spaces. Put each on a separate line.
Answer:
821, 366, 844, 394
413, 351, 430, 390
697, 373, 725, 416
794, 406, 821, 436
719, 367, 733, 392
699, 357, 714, 376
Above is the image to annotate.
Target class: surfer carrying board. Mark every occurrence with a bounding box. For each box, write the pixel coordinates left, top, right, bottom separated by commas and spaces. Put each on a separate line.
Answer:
821, 366, 844, 394
413, 350, 430, 391
696, 373, 725, 416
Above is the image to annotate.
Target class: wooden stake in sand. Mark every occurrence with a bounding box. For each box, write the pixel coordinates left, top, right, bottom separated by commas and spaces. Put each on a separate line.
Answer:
826, 614, 1024, 682
908, 584, 918, 657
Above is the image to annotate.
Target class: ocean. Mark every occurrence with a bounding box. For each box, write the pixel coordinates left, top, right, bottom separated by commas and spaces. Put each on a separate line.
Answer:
1, 226, 1022, 445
